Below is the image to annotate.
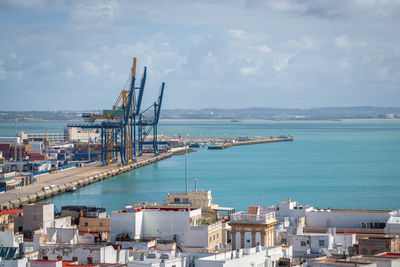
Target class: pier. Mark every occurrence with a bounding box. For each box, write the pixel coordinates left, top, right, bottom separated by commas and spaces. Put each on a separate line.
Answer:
0, 147, 187, 209
0, 136, 293, 209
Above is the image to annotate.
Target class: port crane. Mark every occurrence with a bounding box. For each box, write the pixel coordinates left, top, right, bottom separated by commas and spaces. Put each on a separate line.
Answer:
137, 82, 165, 156
68, 57, 165, 165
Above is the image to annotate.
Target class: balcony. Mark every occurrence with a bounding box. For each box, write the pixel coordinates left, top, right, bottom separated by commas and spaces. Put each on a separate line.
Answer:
229, 211, 276, 225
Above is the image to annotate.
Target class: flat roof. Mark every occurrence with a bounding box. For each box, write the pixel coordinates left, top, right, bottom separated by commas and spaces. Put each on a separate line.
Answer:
320, 209, 391, 214
213, 207, 235, 211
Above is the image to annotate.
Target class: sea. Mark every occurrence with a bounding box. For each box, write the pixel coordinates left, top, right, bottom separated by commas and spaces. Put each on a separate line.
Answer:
1, 119, 400, 212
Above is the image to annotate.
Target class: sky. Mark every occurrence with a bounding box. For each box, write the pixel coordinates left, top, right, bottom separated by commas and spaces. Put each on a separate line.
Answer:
0, 0, 400, 111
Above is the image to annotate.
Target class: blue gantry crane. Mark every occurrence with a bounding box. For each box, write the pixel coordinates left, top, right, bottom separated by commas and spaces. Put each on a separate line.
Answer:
67, 57, 165, 165
137, 82, 165, 156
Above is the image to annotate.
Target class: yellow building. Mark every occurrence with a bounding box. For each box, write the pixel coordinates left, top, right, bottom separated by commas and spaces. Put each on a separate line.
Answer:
0, 209, 23, 232
229, 206, 277, 250
0, 151, 4, 171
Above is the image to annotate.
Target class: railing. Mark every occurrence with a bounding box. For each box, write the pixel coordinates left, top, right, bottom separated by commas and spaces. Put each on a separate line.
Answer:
230, 211, 276, 224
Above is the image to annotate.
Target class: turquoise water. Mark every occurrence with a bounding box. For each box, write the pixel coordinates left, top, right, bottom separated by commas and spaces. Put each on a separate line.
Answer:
1, 120, 400, 212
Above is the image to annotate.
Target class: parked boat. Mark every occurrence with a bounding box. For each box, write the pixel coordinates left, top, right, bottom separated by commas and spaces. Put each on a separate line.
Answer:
208, 142, 223, 149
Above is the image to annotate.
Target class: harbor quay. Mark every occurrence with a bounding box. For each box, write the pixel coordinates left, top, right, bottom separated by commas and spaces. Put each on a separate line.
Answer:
0, 147, 188, 209
0, 133, 293, 210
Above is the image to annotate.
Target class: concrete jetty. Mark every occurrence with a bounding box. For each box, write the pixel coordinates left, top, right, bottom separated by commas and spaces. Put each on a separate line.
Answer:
232, 136, 293, 146
0, 147, 187, 209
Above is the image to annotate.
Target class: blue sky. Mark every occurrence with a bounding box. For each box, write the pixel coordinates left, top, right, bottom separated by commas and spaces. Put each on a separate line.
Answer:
0, 0, 400, 110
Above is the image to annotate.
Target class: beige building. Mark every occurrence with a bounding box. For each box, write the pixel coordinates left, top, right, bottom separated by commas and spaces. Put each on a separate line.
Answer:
229, 206, 277, 250
358, 235, 400, 255
0, 209, 23, 232
138, 190, 234, 221
78, 217, 110, 241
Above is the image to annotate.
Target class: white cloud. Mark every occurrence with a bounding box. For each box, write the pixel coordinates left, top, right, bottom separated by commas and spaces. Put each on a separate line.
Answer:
81, 62, 100, 76
227, 29, 246, 39
273, 54, 293, 72
0, 0, 48, 10
335, 35, 352, 50
240, 66, 258, 76
164, 68, 176, 75
282, 37, 316, 51
0, 61, 5, 80
69, 1, 119, 28
256, 45, 272, 53
265, 1, 306, 12
66, 67, 74, 79
190, 35, 202, 45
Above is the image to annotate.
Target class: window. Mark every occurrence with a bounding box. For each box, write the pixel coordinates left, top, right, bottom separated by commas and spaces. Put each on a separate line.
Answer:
85, 222, 88, 227
100, 222, 103, 227
301, 241, 306, 247
43, 256, 48, 260
33, 215, 38, 221
174, 198, 180, 203
319, 240, 325, 247
72, 257, 78, 261
87, 257, 93, 264
217, 233, 219, 239
209, 236, 212, 242
57, 256, 62, 260
213, 235, 215, 241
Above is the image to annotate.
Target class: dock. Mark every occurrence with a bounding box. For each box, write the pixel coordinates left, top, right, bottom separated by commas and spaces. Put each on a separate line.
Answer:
0, 136, 293, 209
0, 147, 187, 209
205, 136, 293, 149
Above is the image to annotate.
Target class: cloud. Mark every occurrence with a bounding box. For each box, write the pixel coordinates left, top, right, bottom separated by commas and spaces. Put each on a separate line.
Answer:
227, 29, 246, 39
335, 35, 352, 50
273, 54, 294, 72
256, 45, 272, 53
81, 62, 100, 76
0, 61, 5, 80
69, 1, 119, 28
66, 67, 74, 79
282, 37, 317, 51
1, 0, 400, 110
0, 0, 49, 11
240, 66, 258, 76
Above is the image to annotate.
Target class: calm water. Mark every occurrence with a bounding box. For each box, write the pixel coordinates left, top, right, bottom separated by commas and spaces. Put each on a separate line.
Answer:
1, 120, 400, 212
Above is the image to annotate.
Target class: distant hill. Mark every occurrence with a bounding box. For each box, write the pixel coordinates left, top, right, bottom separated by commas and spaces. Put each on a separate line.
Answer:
1, 107, 399, 122
161, 106, 400, 120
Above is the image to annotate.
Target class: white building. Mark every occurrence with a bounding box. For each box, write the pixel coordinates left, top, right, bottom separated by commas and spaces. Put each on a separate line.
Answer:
38, 244, 129, 264
45, 228, 78, 245
385, 210, 400, 234
285, 222, 356, 257
29, 260, 62, 267
111, 207, 222, 252
1, 257, 28, 267
306, 209, 391, 230
195, 246, 287, 267
128, 252, 186, 267
64, 127, 100, 143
